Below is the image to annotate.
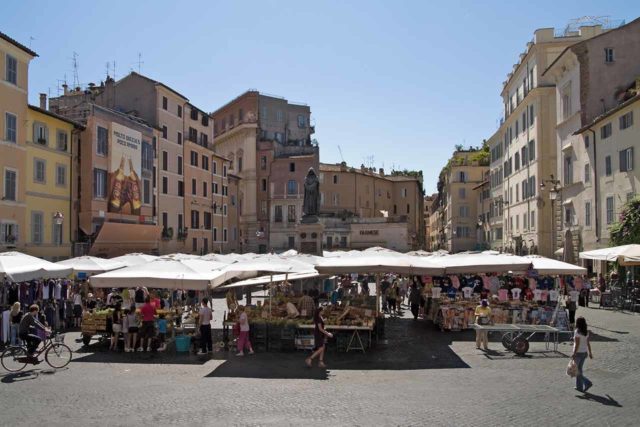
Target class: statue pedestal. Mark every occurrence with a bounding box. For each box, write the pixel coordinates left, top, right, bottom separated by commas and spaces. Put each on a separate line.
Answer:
296, 220, 324, 255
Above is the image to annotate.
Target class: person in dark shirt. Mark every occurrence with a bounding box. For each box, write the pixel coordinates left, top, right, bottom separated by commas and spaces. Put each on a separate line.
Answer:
19, 305, 49, 357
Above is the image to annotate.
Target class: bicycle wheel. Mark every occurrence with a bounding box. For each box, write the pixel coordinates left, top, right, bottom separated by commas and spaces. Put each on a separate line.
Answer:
1, 346, 28, 372
45, 343, 72, 369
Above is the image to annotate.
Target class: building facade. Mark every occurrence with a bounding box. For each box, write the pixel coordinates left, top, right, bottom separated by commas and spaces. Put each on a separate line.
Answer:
24, 101, 82, 260
487, 23, 610, 257
0, 32, 37, 252
544, 18, 640, 267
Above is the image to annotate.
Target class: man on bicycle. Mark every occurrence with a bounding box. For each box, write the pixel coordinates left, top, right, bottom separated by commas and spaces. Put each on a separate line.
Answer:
18, 305, 49, 361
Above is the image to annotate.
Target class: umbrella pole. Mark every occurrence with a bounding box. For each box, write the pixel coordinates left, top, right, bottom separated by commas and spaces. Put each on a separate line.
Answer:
269, 274, 273, 319
376, 273, 381, 316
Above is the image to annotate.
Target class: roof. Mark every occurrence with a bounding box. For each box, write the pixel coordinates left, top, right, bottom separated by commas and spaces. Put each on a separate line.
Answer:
574, 93, 640, 135
28, 105, 85, 129
319, 162, 420, 182
123, 72, 189, 101
0, 31, 38, 57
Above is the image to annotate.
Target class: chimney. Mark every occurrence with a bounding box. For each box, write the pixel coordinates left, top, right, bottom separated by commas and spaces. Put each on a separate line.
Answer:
379, 168, 384, 176
39, 93, 47, 109
62, 83, 68, 95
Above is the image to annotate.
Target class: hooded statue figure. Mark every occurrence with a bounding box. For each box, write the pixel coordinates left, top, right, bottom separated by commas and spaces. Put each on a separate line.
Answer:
302, 167, 320, 218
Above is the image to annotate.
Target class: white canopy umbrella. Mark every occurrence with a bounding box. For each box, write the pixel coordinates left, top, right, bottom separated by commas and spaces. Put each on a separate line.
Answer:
0, 251, 73, 282
430, 252, 533, 274
219, 271, 322, 289
522, 255, 587, 275
110, 253, 158, 268
579, 244, 640, 266
90, 257, 229, 290
314, 252, 445, 275
57, 255, 126, 274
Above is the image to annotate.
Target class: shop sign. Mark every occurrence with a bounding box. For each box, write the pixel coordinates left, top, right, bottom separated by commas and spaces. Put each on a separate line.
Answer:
108, 122, 142, 215
359, 229, 379, 236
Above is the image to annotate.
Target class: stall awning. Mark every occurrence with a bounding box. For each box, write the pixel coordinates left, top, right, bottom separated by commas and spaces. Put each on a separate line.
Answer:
90, 222, 162, 258
219, 272, 323, 289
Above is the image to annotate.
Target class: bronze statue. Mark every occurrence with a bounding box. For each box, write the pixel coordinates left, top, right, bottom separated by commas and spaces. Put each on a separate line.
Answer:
302, 167, 320, 219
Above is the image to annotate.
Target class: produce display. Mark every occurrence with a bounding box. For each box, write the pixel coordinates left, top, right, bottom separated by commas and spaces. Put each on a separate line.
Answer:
81, 309, 113, 335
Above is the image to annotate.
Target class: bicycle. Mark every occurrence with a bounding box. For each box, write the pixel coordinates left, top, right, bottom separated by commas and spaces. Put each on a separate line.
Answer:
1, 332, 73, 372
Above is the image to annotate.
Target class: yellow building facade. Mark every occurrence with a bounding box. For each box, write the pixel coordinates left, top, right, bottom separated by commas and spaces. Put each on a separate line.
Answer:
24, 104, 81, 260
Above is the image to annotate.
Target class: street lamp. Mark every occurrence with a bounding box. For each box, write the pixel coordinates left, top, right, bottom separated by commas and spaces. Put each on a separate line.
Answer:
53, 212, 64, 225
540, 175, 562, 255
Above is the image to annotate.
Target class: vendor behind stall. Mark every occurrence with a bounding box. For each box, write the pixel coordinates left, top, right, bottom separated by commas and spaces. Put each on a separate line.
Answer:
474, 299, 492, 351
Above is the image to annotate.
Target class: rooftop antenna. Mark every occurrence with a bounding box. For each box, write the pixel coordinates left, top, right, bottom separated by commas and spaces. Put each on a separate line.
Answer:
72, 52, 80, 88
337, 145, 345, 162
135, 52, 144, 73
105, 62, 110, 79
28, 36, 35, 49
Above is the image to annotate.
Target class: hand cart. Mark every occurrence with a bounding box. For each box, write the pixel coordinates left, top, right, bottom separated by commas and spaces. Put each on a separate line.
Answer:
471, 324, 561, 356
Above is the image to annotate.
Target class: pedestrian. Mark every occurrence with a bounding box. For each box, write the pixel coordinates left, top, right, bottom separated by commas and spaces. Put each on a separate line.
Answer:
139, 296, 157, 352
297, 290, 316, 317
305, 306, 333, 368
10, 302, 23, 345
598, 274, 606, 308
565, 294, 577, 327
474, 299, 492, 351
572, 316, 593, 393
198, 298, 213, 355
126, 304, 139, 352
110, 302, 122, 351
235, 306, 255, 356
408, 284, 421, 320
73, 291, 83, 327
122, 308, 130, 352
387, 282, 399, 315
156, 313, 167, 351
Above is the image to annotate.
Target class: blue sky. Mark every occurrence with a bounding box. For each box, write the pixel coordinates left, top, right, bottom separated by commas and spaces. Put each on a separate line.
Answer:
3, 0, 637, 193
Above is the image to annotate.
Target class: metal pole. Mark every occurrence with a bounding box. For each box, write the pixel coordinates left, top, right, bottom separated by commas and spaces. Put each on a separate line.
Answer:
375, 273, 381, 316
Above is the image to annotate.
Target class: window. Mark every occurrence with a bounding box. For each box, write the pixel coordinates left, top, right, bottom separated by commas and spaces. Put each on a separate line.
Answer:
162, 176, 168, 194
584, 163, 590, 183
287, 205, 296, 223
1, 221, 18, 244
222, 185, 228, 196
191, 210, 200, 228
192, 238, 198, 253
97, 126, 108, 155
229, 114, 234, 128
402, 188, 408, 198
231, 195, 236, 206
5, 113, 17, 143
289, 162, 295, 172
143, 179, 151, 204
530, 211, 535, 230
6, 54, 17, 84
601, 123, 612, 139
458, 171, 466, 182
213, 227, 217, 241
199, 133, 208, 147
276, 110, 283, 122
190, 150, 198, 167
202, 182, 207, 197
33, 159, 46, 183
620, 147, 634, 172
204, 212, 212, 230
94, 169, 107, 198
190, 108, 198, 121
528, 140, 535, 162
515, 119, 519, 135
202, 155, 209, 171
585, 202, 591, 227
261, 179, 267, 192
238, 108, 244, 122
458, 188, 466, 199
455, 226, 470, 238
529, 105, 534, 127
620, 111, 633, 130
287, 180, 297, 195
604, 47, 614, 63
238, 156, 242, 172
521, 146, 528, 165
406, 204, 410, 214
212, 183, 218, 194
161, 212, 168, 231
202, 115, 209, 127
142, 141, 153, 171
515, 183, 519, 202
515, 152, 520, 170
191, 178, 197, 195
223, 204, 227, 216
178, 180, 184, 197
297, 115, 306, 128
4, 169, 17, 201
274, 205, 283, 222
177, 105, 182, 118
260, 106, 267, 119
31, 211, 43, 244
274, 132, 283, 143
333, 193, 340, 206
56, 131, 68, 151
561, 83, 571, 120
516, 215, 519, 230
606, 196, 614, 225
56, 164, 66, 186
177, 132, 182, 145
178, 214, 183, 232
162, 126, 167, 139
564, 156, 573, 185
528, 176, 536, 197
260, 200, 267, 216
333, 175, 338, 184
605, 156, 612, 176
459, 206, 469, 218
523, 213, 528, 230
177, 156, 183, 175
260, 156, 267, 170
162, 151, 168, 171
33, 122, 48, 145
223, 165, 227, 177
522, 112, 526, 131
162, 96, 168, 110
188, 127, 197, 143
584, 135, 590, 149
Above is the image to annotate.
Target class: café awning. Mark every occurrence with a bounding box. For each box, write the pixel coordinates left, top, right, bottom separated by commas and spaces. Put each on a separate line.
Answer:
89, 222, 162, 258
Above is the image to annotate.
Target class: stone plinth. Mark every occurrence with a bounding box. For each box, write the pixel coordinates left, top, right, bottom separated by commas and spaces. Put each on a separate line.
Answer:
296, 221, 324, 255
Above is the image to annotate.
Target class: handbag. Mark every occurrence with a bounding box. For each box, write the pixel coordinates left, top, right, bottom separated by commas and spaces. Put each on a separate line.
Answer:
566, 359, 578, 377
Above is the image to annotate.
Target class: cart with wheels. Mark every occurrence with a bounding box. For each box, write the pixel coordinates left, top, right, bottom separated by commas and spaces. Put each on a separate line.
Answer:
472, 324, 561, 356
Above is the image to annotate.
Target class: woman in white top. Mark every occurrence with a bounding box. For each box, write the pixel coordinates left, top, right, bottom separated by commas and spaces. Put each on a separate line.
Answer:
572, 316, 593, 393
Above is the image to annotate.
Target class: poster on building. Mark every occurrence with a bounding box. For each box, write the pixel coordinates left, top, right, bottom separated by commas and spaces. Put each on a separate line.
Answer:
108, 122, 142, 215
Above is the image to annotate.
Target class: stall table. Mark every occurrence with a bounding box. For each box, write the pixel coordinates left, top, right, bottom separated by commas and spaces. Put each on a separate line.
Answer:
297, 324, 373, 353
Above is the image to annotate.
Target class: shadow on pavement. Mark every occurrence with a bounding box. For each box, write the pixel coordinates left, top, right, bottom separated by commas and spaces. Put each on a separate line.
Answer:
72, 349, 215, 365
576, 392, 623, 407
0, 370, 40, 384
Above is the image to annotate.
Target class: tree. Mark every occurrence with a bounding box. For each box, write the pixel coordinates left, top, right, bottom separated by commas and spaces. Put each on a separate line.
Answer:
609, 196, 640, 246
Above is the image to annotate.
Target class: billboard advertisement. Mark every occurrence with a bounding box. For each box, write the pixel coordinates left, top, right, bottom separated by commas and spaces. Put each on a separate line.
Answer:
108, 122, 142, 215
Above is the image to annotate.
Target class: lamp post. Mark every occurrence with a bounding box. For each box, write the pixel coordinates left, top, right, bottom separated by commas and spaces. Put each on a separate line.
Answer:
540, 175, 561, 256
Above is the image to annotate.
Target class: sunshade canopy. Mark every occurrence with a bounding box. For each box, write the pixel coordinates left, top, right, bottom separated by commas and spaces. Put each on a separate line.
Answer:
579, 244, 640, 266
522, 255, 587, 275
110, 253, 158, 267
428, 252, 533, 274
57, 255, 125, 274
0, 251, 73, 282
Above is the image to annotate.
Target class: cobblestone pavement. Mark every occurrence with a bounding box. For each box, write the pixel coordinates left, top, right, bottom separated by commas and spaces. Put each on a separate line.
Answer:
0, 304, 638, 426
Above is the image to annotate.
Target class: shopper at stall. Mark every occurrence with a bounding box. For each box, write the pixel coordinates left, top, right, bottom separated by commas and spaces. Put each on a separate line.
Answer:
73, 291, 83, 327
235, 306, 255, 356
298, 290, 316, 317
305, 306, 333, 369
110, 303, 123, 351
156, 313, 167, 352
127, 304, 139, 352
572, 316, 593, 393
408, 284, 421, 320
122, 308, 130, 352
10, 302, 23, 345
134, 287, 145, 308
474, 299, 492, 351
387, 282, 399, 316
198, 298, 213, 355
139, 296, 157, 352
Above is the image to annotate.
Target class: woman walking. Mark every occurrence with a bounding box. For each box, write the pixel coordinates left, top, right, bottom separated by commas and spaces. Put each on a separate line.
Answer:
235, 306, 255, 356
573, 316, 593, 392
305, 306, 333, 369
110, 303, 122, 351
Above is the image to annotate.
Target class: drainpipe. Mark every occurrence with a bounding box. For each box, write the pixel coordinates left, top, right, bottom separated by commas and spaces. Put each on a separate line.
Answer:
588, 128, 599, 244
